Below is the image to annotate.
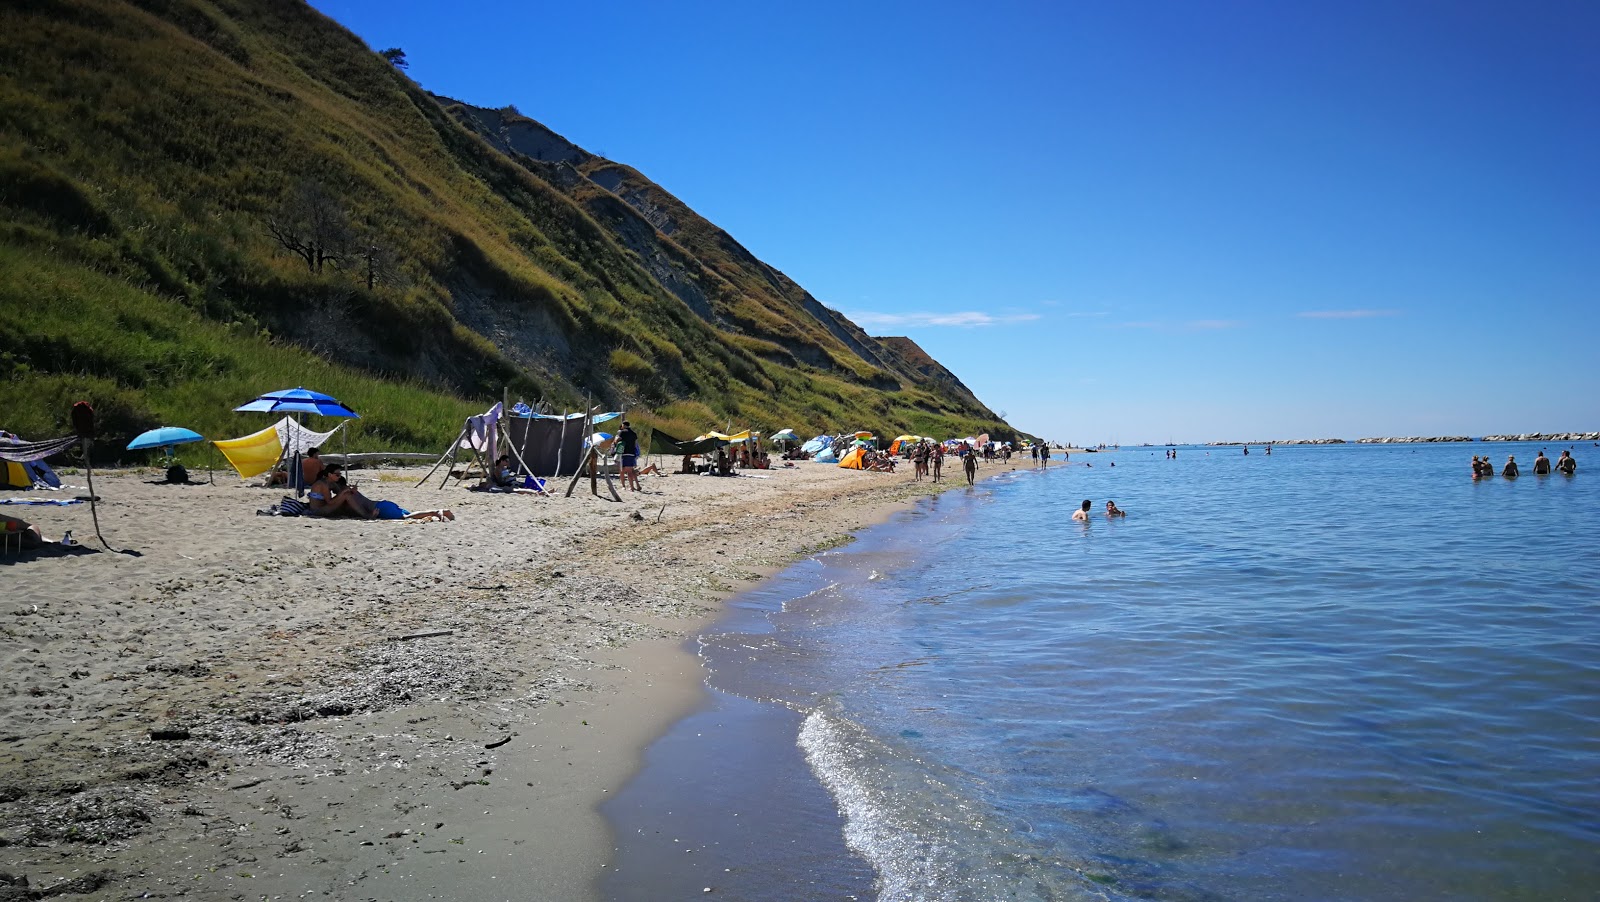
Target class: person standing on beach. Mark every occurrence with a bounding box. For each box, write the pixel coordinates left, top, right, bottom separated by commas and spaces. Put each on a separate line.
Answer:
1030, 444, 1039, 465
1040, 444, 1050, 469
1556, 450, 1577, 475
963, 449, 977, 485
617, 421, 641, 491
931, 445, 943, 482
1072, 499, 1091, 521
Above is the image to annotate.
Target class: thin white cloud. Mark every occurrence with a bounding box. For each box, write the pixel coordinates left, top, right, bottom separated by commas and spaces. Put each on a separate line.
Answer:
846, 310, 1041, 328
1298, 309, 1400, 319
1108, 319, 1244, 331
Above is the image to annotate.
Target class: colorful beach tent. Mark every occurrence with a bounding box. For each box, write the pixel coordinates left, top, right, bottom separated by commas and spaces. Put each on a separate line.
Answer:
814, 446, 838, 463
838, 447, 867, 469
1, 433, 72, 488
800, 436, 831, 454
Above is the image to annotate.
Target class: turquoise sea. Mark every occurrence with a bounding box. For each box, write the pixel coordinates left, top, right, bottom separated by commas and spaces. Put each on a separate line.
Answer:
604, 441, 1599, 901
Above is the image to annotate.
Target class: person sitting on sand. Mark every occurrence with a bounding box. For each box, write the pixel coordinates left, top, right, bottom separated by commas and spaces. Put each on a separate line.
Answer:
307, 464, 378, 518
1105, 500, 1126, 517
1533, 451, 1551, 475
1556, 450, 1576, 475
715, 448, 732, 477
1072, 499, 1091, 521
489, 453, 516, 489
1501, 455, 1520, 478
301, 447, 324, 487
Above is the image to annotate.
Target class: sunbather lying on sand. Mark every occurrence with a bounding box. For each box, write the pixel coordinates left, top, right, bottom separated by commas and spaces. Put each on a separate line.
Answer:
2, 515, 49, 550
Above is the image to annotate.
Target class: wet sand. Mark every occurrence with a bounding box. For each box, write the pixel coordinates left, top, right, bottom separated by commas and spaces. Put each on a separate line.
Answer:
0, 455, 1022, 899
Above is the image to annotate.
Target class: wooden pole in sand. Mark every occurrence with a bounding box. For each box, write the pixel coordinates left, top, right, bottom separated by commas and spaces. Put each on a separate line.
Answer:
565, 447, 595, 497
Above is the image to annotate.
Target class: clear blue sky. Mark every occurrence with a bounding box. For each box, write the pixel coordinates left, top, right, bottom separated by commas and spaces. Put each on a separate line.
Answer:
312, 0, 1597, 443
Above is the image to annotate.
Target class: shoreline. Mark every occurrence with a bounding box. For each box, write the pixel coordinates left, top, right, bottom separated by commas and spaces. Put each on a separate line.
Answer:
0, 455, 1025, 899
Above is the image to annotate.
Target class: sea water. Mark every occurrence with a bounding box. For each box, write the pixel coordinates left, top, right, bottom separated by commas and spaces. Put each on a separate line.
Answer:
603, 442, 1599, 901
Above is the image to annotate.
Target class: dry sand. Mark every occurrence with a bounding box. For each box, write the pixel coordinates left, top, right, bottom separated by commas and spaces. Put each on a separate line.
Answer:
0, 456, 1023, 900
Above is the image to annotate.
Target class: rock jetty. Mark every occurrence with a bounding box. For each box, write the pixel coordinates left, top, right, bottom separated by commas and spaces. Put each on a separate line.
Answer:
1478, 432, 1600, 442
1355, 436, 1472, 444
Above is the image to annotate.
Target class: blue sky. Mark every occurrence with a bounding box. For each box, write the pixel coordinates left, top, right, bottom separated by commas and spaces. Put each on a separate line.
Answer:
311, 0, 1597, 443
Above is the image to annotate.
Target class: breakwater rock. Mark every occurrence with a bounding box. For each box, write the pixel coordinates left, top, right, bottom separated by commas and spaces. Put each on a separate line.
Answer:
1479, 432, 1600, 442
1355, 436, 1472, 444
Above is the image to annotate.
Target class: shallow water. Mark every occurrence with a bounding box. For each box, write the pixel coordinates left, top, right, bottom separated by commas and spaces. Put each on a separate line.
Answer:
605, 442, 1600, 901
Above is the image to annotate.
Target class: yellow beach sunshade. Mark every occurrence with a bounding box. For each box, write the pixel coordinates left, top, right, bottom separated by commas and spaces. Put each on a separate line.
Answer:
214, 424, 284, 479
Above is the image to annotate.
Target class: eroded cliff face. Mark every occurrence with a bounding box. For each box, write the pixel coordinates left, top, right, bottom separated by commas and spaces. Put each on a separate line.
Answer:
440, 97, 988, 404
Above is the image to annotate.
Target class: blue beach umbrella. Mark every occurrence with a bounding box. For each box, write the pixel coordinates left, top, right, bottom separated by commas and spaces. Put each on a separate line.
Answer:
234, 386, 360, 419
127, 426, 205, 451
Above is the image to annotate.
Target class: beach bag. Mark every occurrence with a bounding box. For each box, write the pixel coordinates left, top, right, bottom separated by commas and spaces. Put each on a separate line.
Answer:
374, 499, 409, 520
278, 495, 307, 516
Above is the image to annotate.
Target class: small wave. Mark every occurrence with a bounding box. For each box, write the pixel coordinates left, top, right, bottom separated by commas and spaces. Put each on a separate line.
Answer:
798, 709, 1118, 902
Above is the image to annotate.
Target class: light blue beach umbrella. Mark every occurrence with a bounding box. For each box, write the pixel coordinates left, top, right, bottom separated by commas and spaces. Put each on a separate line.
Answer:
127, 426, 204, 452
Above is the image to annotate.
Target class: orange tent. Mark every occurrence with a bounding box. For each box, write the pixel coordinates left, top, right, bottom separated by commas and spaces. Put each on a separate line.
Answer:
838, 447, 867, 469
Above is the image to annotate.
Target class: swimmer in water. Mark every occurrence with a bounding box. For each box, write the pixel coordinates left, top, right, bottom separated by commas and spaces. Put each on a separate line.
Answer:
1105, 500, 1126, 517
1072, 499, 1091, 522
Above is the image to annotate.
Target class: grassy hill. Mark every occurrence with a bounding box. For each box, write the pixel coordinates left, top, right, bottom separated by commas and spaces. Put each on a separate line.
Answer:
0, 0, 1019, 461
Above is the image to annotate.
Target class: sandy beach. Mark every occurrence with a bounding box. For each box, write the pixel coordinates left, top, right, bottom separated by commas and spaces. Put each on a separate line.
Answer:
0, 455, 1025, 900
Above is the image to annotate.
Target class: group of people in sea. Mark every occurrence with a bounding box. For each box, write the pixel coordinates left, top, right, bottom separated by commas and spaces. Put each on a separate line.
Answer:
1473, 450, 1576, 479
1072, 499, 1126, 521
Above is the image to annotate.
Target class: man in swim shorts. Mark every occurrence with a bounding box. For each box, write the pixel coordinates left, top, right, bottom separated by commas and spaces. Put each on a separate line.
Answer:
1556, 450, 1576, 475
617, 421, 640, 491
1533, 451, 1552, 475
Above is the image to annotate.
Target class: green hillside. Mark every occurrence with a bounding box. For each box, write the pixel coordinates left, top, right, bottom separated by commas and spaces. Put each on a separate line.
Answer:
0, 0, 1018, 460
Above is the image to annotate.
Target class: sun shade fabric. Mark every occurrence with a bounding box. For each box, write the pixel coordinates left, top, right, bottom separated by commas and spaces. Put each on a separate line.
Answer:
504, 416, 586, 477
460, 403, 502, 464
214, 424, 284, 479
0, 434, 78, 463
213, 418, 339, 479
276, 418, 340, 456
650, 431, 724, 455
